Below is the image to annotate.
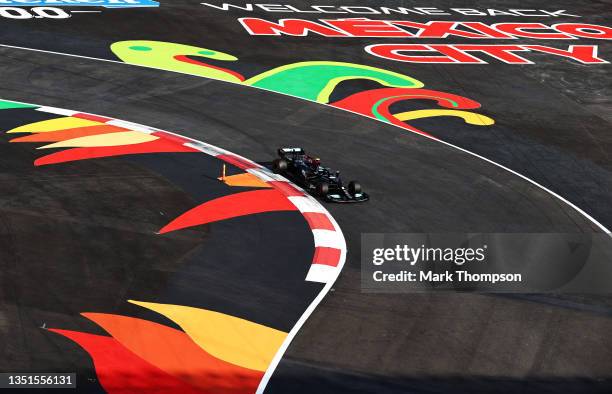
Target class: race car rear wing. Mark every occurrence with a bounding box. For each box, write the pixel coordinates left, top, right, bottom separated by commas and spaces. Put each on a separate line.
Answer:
278, 147, 305, 156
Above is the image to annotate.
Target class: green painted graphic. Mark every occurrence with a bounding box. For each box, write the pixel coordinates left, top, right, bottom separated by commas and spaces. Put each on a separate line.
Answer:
0, 100, 36, 110
244, 61, 423, 103
109, 40, 493, 135
111, 40, 243, 82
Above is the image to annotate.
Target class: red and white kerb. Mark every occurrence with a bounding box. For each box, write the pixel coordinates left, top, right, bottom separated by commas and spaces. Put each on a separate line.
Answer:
35, 106, 347, 284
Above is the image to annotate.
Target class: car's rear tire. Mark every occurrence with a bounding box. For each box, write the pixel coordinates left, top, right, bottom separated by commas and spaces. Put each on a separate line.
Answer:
273, 158, 288, 173
348, 181, 361, 195
317, 182, 329, 197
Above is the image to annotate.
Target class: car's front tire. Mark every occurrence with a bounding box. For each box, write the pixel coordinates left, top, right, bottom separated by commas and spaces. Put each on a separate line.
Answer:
348, 181, 361, 195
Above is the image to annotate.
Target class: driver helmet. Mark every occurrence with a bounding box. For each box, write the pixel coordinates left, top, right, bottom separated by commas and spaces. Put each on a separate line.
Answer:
305, 155, 321, 167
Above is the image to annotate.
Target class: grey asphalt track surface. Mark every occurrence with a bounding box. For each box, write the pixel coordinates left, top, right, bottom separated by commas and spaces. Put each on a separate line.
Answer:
1, 0, 612, 392
1, 43, 611, 393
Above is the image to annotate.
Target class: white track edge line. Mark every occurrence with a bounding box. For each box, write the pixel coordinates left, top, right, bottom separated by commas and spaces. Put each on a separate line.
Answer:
257, 206, 346, 394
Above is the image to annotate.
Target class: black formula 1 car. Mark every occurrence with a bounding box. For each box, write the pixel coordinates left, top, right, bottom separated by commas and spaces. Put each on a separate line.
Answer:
272, 147, 369, 203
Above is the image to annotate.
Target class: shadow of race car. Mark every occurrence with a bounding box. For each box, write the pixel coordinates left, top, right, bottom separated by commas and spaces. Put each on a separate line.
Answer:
272, 147, 369, 203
